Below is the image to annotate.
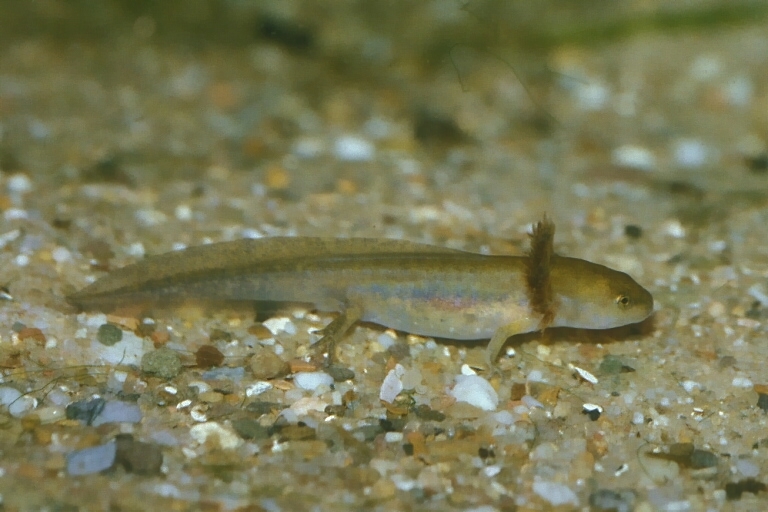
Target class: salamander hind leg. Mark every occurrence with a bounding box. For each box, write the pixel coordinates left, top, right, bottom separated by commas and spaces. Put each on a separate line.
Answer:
485, 319, 531, 375
312, 305, 363, 363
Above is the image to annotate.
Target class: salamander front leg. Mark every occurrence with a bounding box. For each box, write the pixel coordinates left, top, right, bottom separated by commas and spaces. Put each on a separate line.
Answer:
312, 305, 363, 363
485, 319, 531, 374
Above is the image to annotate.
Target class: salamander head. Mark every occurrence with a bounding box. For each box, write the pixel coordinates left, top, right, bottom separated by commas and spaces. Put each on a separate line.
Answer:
550, 256, 654, 330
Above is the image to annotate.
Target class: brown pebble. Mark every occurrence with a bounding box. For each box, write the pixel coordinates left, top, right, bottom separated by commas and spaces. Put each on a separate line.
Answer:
17, 327, 46, 344
199, 391, 224, 403
248, 324, 274, 339
114, 434, 163, 475
208, 329, 232, 343
279, 424, 316, 441
405, 431, 428, 458
150, 329, 170, 347
265, 165, 291, 189
250, 350, 289, 379
196, 345, 225, 368
537, 386, 561, 406
106, 315, 140, 331
509, 382, 526, 401
336, 178, 358, 194
288, 359, 318, 374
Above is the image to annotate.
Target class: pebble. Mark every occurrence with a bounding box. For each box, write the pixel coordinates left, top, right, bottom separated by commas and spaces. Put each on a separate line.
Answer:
288, 396, 328, 416
202, 366, 244, 381
325, 364, 355, 382
262, 316, 296, 335
673, 138, 709, 168
245, 381, 273, 397
612, 145, 656, 171
736, 459, 760, 478
35, 405, 66, 424
97, 323, 123, 346
6, 173, 33, 194
141, 347, 182, 380
231, 418, 270, 440
51, 246, 72, 263
66, 397, 106, 425
379, 364, 405, 403
195, 345, 224, 368
532, 480, 579, 507
189, 421, 242, 450
91, 400, 142, 426
449, 375, 498, 411
333, 135, 375, 161
249, 350, 288, 379
114, 434, 163, 475
589, 489, 636, 512
294, 372, 333, 391
66, 440, 117, 476
732, 376, 753, 388
0, 387, 36, 417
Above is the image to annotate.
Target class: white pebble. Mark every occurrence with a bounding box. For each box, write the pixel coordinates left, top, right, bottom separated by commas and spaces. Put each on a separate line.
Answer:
245, 381, 272, 397
127, 242, 145, 258
379, 364, 405, 403
188, 381, 212, 394
384, 432, 403, 443
662, 220, 686, 239
632, 411, 645, 425
134, 208, 168, 227
174, 204, 193, 221
736, 459, 759, 478
189, 422, 241, 450
0, 387, 36, 417
6, 173, 33, 194
612, 145, 656, 171
288, 396, 329, 416
532, 480, 579, 506
51, 246, 72, 263
725, 75, 753, 106
492, 410, 516, 426
732, 376, 753, 388
526, 370, 545, 383
263, 316, 296, 335
747, 284, 768, 306
67, 441, 116, 476
681, 380, 701, 393
689, 55, 721, 81
0, 387, 22, 407
333, 135, 375, 162
4, 208, 28, 221
294, 371, 333, 391
673, 138, 709, 168
576, 81, 609, 110
571, 365, 598, 384
450, 375, 498, 411
292, 137, 325, 159
376, 332, 396, 350
460, 364, 477, 376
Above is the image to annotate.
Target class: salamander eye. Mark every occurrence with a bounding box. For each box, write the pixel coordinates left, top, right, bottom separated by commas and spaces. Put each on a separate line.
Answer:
616, 295, 631, 308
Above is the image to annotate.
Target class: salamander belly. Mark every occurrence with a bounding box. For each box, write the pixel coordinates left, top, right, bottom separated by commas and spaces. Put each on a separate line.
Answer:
352, 284, 531, 340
